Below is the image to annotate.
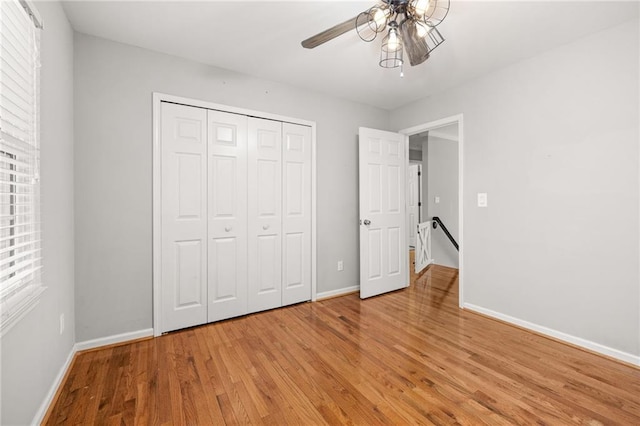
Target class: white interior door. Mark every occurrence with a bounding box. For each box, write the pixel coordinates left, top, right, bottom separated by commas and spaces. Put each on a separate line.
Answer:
160, 102, 208, 332
408, 164, 420, 248
282, 123, 312, 306
248, 118, 283, 313
359, 127, 408, 299
207, 110, 248, 322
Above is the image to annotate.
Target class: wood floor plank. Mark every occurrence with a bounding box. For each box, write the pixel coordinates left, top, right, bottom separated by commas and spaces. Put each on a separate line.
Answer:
44, 263, 640, 425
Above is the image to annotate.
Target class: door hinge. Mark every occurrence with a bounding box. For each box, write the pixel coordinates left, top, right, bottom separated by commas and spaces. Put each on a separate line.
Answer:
418, 202, 422, 207
418, 171, 421, 176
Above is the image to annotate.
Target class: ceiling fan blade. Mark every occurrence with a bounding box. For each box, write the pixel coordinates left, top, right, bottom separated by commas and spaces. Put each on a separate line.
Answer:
399, 23, 430, 66
400, 23, 446, 66
301, 15, 360, 49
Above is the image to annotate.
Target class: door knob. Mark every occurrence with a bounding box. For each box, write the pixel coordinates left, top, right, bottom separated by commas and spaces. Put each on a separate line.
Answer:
263, 224, 270, 230
363, 219, 371, 225
225, 226, 232, 232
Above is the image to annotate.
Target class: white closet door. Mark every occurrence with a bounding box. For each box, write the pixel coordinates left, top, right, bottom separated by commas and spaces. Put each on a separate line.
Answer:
282, 123, 312, 306
160, 102, 208, 332
207, 110, 248, 322
248, 118, 282, 313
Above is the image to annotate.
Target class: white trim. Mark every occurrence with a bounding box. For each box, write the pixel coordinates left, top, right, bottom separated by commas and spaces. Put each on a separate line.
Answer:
418, 163, 423, 222
152, 93, 162, 336
399, 114, 464, 307
404, 134, 409, 287
31, 344, 76, 425
464, 303, 640, 367
459, 116, 464, 307
152, 93, 317, 334
31, 328, 155, 424
316, 285, 359, 301
75, 328, 154, 352
153, 93, 316, 128
311, 122, 318, 302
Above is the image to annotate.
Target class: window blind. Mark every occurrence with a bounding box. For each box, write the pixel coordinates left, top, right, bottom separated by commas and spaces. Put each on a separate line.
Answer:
0, 0, 44, 335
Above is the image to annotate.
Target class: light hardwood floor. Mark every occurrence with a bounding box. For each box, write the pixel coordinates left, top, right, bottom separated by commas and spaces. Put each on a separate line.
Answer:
45, 262, 640, 425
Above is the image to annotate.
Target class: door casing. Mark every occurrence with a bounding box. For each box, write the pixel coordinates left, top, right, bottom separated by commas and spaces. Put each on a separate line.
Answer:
399, 114, 464, 308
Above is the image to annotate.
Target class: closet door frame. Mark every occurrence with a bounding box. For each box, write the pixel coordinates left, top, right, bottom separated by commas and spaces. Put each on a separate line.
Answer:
152, 93, 317, 336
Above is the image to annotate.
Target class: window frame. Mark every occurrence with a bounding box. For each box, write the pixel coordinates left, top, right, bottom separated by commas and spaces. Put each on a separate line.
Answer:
0, 0, 45, 336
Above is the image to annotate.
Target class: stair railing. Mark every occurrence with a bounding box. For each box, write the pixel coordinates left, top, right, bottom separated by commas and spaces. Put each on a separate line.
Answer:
431, 216, 459, 251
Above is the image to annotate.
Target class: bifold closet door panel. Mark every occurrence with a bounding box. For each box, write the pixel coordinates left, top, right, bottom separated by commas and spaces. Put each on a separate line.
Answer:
207, 110, 249, 322
160, 103, 208, 332
282, 123, 312, 306
248, 118, 283, 313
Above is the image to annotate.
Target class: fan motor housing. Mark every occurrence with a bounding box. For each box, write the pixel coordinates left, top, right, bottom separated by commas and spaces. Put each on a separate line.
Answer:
385, 0, 410, 6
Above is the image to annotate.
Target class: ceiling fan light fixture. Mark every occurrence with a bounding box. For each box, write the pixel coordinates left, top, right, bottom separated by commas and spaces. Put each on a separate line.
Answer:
356, 6, 389, 42
300, 0, 451, 73
423, 25, 445, 53
387, 27, 400, 51
410, 0, 431, 18
371, 6, 390, 31
415, 21, 432, 38
421, 0, 451, 27
380, 26, 403, 69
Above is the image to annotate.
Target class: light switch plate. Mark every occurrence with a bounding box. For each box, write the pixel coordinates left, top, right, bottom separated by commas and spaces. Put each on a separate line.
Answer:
477, 193, 488, 207
434, 196, 440, 204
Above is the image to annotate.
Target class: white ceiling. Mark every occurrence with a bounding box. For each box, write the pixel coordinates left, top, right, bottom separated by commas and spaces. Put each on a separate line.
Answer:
61, 1, 639, 110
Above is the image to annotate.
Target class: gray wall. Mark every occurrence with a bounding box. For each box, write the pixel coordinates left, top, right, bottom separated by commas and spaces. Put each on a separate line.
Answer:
73, 33, 389, 341
409, 149, 422, 161
3, 9, 637, 424
427, 133, 459, 268
390, 20, 640, 356
1, 1, 75, 424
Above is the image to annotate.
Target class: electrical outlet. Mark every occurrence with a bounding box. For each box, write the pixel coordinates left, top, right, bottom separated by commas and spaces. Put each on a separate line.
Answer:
59, 313, 65, 335
337, 261, 344, 271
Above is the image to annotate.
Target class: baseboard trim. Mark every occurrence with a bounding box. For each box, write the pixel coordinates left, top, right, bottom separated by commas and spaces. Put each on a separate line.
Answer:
32, 344, 77, 425
464, 303, 640, 367
33, 328, 155, 424
316, 285, 359, 301
75, 328, 154, 352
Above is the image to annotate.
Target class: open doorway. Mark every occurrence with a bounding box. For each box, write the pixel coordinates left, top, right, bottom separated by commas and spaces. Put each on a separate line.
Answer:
401, 115, 464, 307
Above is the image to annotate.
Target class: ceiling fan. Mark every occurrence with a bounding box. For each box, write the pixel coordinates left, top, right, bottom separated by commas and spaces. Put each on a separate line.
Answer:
302, 0, 450, 71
